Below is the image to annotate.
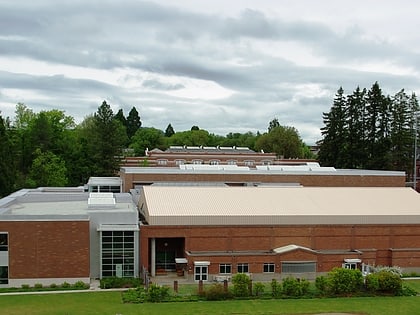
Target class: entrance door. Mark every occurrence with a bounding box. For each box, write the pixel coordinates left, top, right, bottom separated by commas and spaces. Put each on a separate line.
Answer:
194, 265, 208, 281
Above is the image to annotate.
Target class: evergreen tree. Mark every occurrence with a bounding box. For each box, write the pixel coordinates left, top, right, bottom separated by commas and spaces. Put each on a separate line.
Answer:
343, 86, 367, 168
390, 89, 413, 175
318, 87, 347, 167
0, 114, 15, 197
91, 101, 127, 176
126, 107, 141, 140
165, 123, 175, 137
365, 82, 392, 169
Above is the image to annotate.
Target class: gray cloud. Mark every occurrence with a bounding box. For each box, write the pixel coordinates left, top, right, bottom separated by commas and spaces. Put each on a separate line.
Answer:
0, 0, 419, 145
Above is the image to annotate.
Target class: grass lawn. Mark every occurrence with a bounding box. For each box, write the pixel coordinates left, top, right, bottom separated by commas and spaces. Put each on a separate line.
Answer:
0, 291, 419, 315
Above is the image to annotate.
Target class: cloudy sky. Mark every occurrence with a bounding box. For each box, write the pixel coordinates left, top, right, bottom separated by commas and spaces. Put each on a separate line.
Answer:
1, 0, 419, 144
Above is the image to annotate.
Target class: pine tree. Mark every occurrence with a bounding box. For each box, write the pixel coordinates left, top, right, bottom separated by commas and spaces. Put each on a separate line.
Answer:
165, 123, 175, 137
318, 87, 347, 167
343, 86, 367, 168
126, 107, 142, 140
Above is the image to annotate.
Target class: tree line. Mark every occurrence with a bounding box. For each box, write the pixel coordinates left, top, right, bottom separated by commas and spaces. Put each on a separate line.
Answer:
0, 101, 311, 197
318, 82, 419, 180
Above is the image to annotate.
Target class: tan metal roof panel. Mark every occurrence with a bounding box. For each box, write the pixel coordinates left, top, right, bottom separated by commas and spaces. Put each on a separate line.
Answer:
140, 186, 420, 226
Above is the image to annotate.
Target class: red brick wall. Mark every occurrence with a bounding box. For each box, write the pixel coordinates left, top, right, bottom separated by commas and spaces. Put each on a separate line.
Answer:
122, 172, 405, 192
140, 224, 420, 272
0, 221, 90, 279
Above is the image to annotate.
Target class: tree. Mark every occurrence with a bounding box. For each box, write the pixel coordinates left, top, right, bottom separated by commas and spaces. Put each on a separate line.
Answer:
90, 101, 127, 176
365, 82, 392, 169
26, 149, 68, 187
130, 127, 165, 156
167, 129, 211, 147
255, 125, 304, 158
126, 107, 142, 140
0, 114, 15, 197
268, 118, 280, 132
318, 87, 347, 167
165, 123, 175, 137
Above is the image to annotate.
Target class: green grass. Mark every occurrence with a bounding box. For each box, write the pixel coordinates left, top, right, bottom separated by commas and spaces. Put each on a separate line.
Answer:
0, 291, 419, 315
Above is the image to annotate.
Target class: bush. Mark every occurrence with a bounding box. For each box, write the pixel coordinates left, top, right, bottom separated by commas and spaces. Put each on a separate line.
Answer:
315, 275, 328, 295
147, 284, 170, 302
282, 277, 301, 297
21, 284, 30, 290
100, 277, 142, 289
34, 283, 43, 289
327, 267, 363, 296
204, 283, 231, 300
271, 279, 282, 298
281, 277, 309, 297
232, 273, 251, 297
377, 270, 402, 294
365, 273, 380, 292
122, 287, 147, 303
49, 283, 57, 289
253, 282, 265, 296
61, 282, 71, 288
73, 281, 89, 289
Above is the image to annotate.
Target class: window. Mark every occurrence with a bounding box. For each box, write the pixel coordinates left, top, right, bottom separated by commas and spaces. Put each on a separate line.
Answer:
157, 159, 168, 166
193, 159, 203, 164
194, 266, 208, 281
0, 234, 7, 251
281, 262, 316, 273
210, 160, 220, 165
244, 160, 254, 166
175, 159, 185, 165
263, 263, 275, 273
237, 263, 249, 273
219, 264, 232, 274
0, 266, 8, 284
227, 160, 237, 165
101, 231, 135, 278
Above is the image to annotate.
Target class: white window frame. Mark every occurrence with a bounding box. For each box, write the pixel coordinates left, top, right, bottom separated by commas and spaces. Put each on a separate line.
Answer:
237, 263, 249, 273
263, 263, 275, 273
219, 263, 232, 274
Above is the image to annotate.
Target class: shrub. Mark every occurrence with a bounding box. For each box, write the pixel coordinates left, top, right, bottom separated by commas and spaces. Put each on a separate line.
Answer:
73, 281, 89, 289
61, 281, 71, 288
49, 283, 57, 289
232, 273, 251, 297
315, 275, 328, 295
122, 287, 147, 303
377, 270, 402, 294
271, 279, 282, 298
21, 284, 30, 290
204, 283, 231, 300
100, 277, 142, 289
365, 273, 380, 292
400, 284, 418, 296
327, 267, 363, 296
253, 282, 265, 296
34, 283, 43, 289
282, 277, 301, 297
147, 284, 170, 302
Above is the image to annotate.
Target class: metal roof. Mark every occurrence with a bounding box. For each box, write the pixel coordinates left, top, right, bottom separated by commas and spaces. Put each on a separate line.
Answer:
121, 165, 404, 176
140, 186, 420, 226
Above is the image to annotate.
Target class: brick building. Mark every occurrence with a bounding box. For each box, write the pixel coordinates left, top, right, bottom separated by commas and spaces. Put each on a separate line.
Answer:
138, 186, 420, 281
120, 164, 406, 193
1, 173, 419, 286
0, 187, 139, 287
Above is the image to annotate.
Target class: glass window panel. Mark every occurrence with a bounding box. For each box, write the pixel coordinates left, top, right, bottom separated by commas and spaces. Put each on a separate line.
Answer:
281, 262, 316, 273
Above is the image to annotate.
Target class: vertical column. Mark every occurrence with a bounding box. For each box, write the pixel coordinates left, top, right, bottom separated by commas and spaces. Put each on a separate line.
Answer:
151, 238, 156, 277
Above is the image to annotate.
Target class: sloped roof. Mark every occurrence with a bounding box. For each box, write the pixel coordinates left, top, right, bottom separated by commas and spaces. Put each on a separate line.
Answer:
140, 186, 420, 226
